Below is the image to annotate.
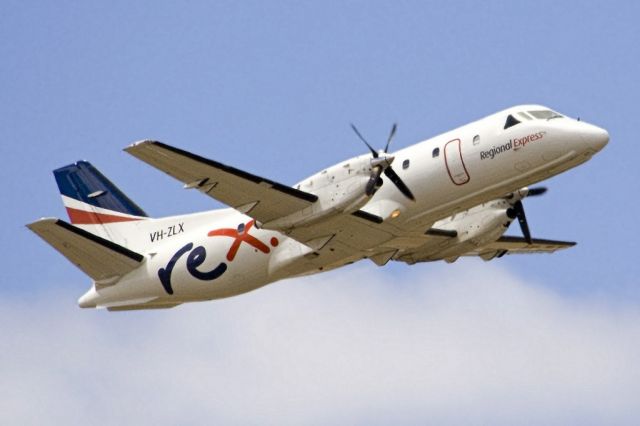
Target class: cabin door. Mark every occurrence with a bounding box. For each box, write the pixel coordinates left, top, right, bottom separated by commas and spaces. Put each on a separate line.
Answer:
444, 138, 470, 185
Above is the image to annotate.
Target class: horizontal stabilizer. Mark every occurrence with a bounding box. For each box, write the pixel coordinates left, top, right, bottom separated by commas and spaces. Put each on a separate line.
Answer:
125, 140, 318, 224
27, 218, 144, 284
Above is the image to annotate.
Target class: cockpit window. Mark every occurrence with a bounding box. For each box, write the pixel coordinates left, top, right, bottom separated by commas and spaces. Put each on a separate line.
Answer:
517, 112, 533, 120
504, 114, 521, 129
528, 110, 563, 120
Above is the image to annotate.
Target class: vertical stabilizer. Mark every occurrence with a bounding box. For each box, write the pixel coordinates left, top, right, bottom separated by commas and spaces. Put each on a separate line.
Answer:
53, 161, 148, 246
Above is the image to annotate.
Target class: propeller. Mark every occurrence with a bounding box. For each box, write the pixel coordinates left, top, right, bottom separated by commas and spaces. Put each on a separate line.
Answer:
350, 123, 415, 201
511, 200, 532, 244
506, 186, 547, 244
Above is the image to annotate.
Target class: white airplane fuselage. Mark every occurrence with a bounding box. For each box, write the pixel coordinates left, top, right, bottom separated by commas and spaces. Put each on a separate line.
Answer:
60, 105, 608, 309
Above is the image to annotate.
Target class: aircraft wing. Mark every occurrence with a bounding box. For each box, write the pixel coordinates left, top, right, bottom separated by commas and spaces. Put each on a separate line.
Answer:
125, 140, 318, 224
27, 218, 144, 284
125, 141, 407, 264
466, 236, 576, 260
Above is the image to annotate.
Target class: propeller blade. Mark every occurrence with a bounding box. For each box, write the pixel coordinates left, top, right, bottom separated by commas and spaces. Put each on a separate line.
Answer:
384, 167, 415, 201
384, 123, 397, 153
513, 200, 532, 244
366, 167, 383, 196
527, 186, 548, 197
350, 123, 413, 200
350, 123, 378, 158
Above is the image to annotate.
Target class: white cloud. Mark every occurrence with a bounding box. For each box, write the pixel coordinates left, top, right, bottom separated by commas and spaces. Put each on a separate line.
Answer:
2, 262, 639, 425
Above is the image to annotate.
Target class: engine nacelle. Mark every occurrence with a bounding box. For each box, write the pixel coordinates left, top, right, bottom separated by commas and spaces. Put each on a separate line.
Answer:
450, 200, 515, 246
261, 154, 376, 230
406, 199, 515, 263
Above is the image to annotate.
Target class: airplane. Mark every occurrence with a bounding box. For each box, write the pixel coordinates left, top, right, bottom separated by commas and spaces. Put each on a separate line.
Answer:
28, 105, 609, 311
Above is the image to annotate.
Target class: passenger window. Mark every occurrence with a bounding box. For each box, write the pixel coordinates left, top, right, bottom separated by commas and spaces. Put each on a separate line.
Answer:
473, 135, 480, 145
402, 159, 410, 169
432, 147, 440, 158
504, 114, 520, 129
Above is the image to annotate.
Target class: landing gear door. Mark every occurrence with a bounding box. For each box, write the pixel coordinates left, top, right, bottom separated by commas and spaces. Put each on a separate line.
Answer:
444, 139, 470, 185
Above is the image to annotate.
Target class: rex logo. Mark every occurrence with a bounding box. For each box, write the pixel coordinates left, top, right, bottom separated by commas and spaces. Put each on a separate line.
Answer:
158, 220, 279, 295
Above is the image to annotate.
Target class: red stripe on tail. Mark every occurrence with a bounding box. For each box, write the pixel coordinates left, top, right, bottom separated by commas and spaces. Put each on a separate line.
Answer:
66, 207, 143, 225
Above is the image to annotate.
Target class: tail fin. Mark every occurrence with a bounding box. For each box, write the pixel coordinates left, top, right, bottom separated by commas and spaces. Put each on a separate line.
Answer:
54, 161, 148, 224
54, 161, 148, 246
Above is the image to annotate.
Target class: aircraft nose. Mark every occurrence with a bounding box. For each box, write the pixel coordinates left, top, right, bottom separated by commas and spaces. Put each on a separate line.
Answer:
581, 123, 609, 152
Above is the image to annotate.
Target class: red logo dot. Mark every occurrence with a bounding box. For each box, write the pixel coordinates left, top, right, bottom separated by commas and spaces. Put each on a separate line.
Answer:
270, 237, 279, 247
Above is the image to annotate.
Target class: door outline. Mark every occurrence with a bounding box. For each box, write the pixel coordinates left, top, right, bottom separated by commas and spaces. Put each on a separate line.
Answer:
444, 138, 470, 185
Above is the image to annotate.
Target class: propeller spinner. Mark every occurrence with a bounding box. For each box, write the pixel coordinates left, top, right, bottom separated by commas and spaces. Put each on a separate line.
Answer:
350, 123, 415, 201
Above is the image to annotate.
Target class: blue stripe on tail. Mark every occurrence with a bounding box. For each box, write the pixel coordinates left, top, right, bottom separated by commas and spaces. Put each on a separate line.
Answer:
54, 161, 148, 217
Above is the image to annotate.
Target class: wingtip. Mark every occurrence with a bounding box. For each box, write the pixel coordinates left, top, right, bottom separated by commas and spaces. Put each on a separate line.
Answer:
124, 139, 158, 152
26, 217, 59, 229
26, 218, 62, 237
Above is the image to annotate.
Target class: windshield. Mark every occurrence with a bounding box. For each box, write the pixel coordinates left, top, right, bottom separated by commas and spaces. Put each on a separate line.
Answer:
528, 110, 563, 120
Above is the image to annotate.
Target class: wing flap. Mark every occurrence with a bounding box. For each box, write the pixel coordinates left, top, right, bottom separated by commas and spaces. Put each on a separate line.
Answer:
27, 218, 144, 283
125, 140, 317, 223
107, 302, 182, 311
288, 212, 395, 251
467, 235, 576, 260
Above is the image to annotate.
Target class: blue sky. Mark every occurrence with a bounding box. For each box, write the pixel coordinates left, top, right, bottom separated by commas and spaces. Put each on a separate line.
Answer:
2, 1, 640, 424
